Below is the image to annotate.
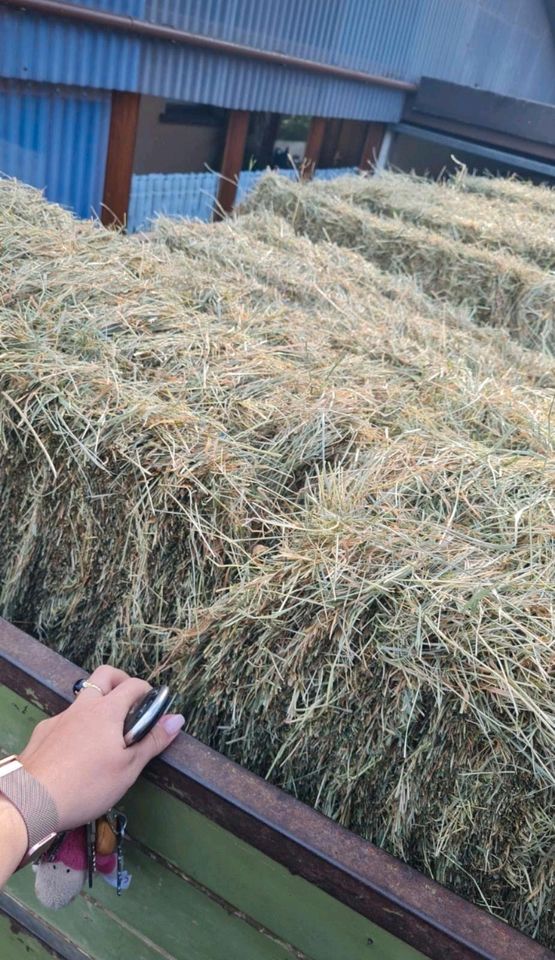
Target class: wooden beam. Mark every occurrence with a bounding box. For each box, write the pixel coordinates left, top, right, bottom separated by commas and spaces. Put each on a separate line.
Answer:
214, 109, 250, 220
359, 122, 386, 172
302, 116, 326, 179
101, 91, 141, 228
319, 119, 343, 168
259, 112, 282, 168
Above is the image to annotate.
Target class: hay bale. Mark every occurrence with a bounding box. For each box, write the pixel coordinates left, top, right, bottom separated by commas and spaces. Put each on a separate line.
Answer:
158, 210, 555, 391
328, 169, 555, 271
242, 174, 555, 354
1, 181, 555, 946
452, 166, 555, 218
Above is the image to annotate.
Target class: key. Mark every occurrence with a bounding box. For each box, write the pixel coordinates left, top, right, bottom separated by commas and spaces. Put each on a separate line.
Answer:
115, 812, 127, 896
86, 820, 96, 889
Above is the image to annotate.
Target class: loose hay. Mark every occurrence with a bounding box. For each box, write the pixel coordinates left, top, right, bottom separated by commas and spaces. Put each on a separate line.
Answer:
452, 166, 555, 219
242, 174, 555, 354
328, 169, 555, 271
1, 178, 555, 946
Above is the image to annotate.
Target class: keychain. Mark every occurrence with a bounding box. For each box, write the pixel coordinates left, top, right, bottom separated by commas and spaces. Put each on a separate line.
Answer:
33, 813, 131, 910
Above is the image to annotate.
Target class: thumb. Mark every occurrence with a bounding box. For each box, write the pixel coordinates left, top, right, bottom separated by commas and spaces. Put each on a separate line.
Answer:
131, 713, 185, 767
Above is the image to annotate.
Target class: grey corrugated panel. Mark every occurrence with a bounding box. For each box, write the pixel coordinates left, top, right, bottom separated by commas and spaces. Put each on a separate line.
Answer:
410, 0, 555, 104
0, 78, 110, 216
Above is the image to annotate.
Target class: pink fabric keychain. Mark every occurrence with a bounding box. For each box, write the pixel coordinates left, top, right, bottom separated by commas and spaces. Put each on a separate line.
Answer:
33, 825, 131, 909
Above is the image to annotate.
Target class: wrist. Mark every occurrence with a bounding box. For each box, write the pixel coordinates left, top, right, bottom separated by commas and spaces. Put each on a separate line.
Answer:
0, 794, 28, 884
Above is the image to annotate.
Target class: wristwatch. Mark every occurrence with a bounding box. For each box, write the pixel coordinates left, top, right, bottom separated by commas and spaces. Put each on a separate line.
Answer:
0, 755, 59, 868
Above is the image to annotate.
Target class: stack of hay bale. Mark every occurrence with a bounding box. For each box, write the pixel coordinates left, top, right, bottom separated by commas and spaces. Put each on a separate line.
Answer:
0, 170, 553, 946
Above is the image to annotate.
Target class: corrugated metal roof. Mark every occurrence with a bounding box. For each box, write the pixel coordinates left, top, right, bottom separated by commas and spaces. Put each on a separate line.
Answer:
0, 78, 110, 216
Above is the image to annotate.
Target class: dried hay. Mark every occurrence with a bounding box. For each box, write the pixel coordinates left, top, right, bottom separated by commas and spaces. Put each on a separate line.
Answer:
0, 179, 554, 945
242, 173, 555, 354
328, 168, 555, 271
452, 166, 555, 218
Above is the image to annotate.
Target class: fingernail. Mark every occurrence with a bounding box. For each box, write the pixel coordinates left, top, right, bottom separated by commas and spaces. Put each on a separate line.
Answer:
161, 714, 185, 736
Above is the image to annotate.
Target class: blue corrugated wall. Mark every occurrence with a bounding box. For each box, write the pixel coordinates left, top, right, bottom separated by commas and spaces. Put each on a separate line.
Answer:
0, 79, 110, 217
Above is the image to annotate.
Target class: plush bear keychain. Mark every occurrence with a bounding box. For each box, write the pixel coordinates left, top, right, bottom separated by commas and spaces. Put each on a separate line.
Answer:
33, 816, 131, 909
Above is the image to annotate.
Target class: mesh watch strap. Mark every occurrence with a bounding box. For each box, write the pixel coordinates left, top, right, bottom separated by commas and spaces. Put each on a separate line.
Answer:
0, 760, 59, 852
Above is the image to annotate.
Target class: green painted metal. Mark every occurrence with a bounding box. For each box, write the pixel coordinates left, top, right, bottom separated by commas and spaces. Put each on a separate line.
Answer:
0, 684, 424, 960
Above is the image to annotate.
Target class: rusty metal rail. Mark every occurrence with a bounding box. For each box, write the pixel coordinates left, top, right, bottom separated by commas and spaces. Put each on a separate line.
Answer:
0, 0, 416, 93
0, 619, 553, 960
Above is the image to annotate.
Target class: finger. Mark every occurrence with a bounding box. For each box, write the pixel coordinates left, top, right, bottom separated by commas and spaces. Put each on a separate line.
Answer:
72, 665, 130, 704
106, 677, 152, 716
88, 665, 130, 693
130, 714, 185, 768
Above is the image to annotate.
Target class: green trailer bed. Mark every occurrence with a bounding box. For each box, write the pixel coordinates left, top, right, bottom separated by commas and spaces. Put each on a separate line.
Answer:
0, 619, 552, 960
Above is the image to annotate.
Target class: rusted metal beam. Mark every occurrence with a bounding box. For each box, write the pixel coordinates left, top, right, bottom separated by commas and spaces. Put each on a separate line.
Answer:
213, 109, 250, 220
0, 0, 416, 93
0, 618, 552, 960
101, 91, 141, 228
359, 121, 386, 171
302, 117, 326, 180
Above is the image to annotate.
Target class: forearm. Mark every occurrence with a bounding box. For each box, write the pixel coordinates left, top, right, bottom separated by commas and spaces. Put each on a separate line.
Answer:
0, 794, 27, 887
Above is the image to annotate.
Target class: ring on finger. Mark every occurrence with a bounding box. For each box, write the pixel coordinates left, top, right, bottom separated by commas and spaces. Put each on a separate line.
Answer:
72, 678, 105, 697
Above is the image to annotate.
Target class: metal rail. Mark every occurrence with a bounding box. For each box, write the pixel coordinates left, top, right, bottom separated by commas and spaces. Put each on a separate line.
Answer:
0, 619, 552, 960
0, 0, 416, 93
394, 122, 555, 178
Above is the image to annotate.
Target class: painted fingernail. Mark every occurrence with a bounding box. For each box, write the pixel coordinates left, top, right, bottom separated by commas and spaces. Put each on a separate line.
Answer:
161, 714, 185, 736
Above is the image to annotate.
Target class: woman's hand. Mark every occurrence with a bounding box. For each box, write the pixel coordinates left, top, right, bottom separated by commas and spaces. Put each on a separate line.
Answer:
18, 665, 184, 832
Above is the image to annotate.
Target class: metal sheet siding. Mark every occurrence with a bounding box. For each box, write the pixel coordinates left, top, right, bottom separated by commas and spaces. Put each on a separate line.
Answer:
1, 0, 554, 119
137, 40, 404, 119
0, 79, 110, 217
0, 0, 411, 121
137, 0, 414, 118
145, 0, 420, 75
0, 7, 143, 92
411, 0, 555, 104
